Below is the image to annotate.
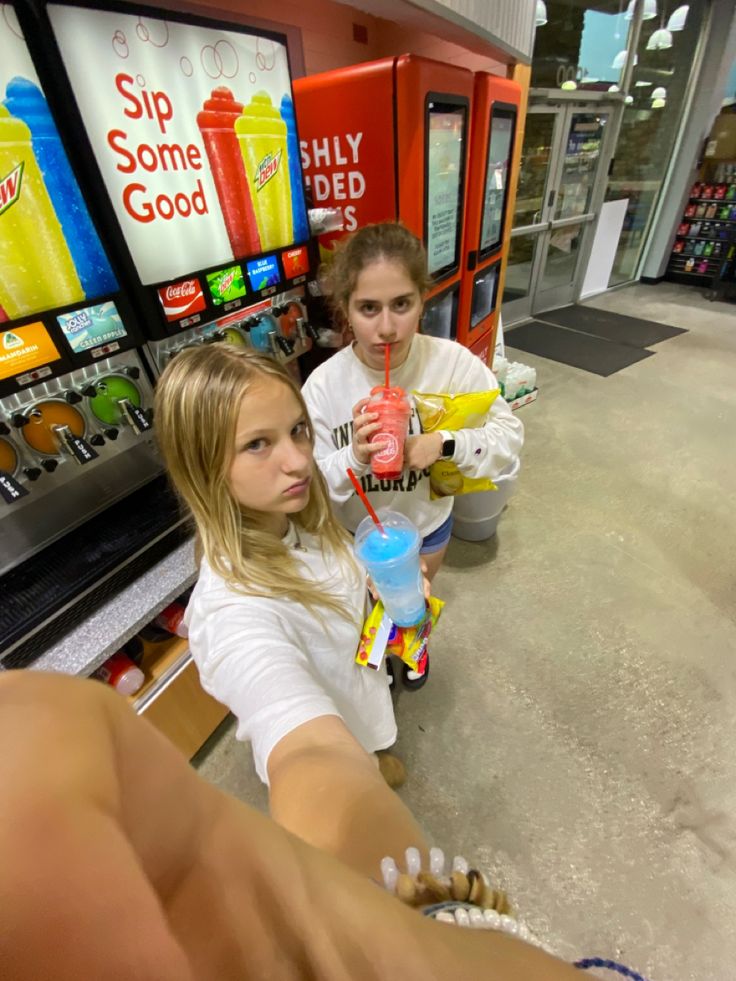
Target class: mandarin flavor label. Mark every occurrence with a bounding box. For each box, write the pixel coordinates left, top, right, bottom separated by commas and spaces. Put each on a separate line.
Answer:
0, 322, 61, 380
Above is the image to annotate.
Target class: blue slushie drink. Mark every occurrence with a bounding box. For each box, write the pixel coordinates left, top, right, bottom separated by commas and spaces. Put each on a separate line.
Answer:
354, 510, 425, 627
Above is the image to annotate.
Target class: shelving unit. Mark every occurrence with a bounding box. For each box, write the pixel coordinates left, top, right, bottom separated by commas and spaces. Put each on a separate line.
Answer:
667, 168, 736, 296
130, 635, 229, 759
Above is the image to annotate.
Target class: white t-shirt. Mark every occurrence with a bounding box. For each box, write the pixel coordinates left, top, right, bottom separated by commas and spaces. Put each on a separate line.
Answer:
184, 524, 396, 785
302, 334, 524, 536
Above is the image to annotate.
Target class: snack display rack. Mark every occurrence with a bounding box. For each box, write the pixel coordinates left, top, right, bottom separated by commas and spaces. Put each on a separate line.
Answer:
667, 164, 736, 299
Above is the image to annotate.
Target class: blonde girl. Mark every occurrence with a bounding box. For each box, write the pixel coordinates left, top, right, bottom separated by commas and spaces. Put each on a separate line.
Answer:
155, 344, 420, 868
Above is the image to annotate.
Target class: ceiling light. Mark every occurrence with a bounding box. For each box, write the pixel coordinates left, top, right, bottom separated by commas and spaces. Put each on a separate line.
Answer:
647, 27, 673, 49
608, 84, 620, 92
651, 86, 667, 99
667, 5, 689, 30
625, 0, 658, 21
612, 50, 638, 69
625, 95, 634, 104
561, 80, 578, 91
535, 0, 548, 27
651, 97, 666, 108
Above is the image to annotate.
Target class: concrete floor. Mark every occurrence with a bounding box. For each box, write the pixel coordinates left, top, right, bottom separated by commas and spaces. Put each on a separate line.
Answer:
195, 282, 736, 980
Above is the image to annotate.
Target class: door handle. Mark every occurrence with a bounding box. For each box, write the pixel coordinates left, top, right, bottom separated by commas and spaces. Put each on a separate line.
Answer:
547, 189, 556, 209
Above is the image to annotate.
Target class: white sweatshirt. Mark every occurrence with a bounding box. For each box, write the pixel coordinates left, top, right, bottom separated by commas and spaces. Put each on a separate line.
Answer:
302, 334, 524, 536
184, 523, 396, 784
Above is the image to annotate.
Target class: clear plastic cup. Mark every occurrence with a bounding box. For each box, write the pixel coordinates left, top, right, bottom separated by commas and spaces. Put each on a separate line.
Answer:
368, 385, 411, 480
354, 509, 425, 626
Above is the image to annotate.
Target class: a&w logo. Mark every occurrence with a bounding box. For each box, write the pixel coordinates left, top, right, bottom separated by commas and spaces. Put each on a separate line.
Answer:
255, 150, 281, 192
3, 332, 23, 350
0, 162, 24, 217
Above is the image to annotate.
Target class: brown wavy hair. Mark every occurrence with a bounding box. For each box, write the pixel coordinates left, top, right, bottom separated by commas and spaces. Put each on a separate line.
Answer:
155, 344, 359, 621
320, 222, 432, 327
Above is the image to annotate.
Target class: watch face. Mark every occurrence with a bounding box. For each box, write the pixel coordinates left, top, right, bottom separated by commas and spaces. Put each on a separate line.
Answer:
442, 438, 456, 459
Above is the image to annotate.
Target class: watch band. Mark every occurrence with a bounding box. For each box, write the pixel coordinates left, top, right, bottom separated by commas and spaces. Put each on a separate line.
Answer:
439, 431, 455, 460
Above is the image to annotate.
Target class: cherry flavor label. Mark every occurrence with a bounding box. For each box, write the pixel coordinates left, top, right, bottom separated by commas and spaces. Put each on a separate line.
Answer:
157, 278, 206, 322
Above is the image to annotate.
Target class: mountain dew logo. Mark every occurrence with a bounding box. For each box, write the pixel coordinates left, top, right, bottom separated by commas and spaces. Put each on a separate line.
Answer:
218, 271, 235, 294
3, 331, 23, 350
0, 162, 24, 217
255, 149, 282, 192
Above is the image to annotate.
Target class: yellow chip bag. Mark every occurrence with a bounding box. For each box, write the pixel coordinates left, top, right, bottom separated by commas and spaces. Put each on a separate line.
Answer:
413, 389, 500, 499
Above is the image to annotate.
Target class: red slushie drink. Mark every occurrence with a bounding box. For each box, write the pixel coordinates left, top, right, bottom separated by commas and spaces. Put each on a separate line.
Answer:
368, 385, 411, 481
197, 87, 261, 258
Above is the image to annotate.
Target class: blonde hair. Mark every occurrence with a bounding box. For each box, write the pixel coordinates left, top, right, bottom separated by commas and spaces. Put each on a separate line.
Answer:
321, 222, 432, 327
155, 344, 358, 621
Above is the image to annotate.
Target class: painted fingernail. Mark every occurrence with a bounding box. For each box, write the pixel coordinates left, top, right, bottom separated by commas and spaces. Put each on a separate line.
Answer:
381, 856, 399, 892
452, 855, 469, 874
430, 847, 445, 876
405, 846, 421, 877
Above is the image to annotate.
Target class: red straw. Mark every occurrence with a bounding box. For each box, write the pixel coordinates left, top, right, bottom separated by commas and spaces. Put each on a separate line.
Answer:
384, 343, 391, 390
347, 467, 386, 535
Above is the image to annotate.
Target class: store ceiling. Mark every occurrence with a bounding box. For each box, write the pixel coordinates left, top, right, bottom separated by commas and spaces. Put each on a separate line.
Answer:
555, 1, 630, 11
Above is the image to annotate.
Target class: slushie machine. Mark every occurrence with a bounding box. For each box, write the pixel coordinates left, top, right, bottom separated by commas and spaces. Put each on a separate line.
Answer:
1, 0, 316, 665
44, 1, 317, 375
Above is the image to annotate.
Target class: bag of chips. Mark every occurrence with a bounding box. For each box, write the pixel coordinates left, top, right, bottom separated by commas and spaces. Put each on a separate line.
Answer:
413, 389, 500, 499
355, 596, 444, 672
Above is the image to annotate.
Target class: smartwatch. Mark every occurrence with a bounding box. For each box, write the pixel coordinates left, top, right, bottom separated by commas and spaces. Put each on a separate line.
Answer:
439, 431, 455, 460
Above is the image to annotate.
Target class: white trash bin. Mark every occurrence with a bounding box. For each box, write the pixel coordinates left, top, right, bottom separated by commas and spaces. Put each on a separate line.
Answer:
451, 473, 518, 542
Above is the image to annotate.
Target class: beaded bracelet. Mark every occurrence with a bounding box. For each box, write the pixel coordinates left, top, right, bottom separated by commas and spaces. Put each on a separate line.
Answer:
381, 848, 652, 981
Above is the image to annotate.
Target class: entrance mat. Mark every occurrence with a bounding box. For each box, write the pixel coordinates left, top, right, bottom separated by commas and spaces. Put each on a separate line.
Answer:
537, 304, 687, 348
505, 320, 654, 376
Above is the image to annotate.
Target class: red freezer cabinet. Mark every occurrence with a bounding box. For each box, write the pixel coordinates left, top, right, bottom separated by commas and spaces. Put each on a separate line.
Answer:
458, 73, 521, 352
294, 55, 473, 339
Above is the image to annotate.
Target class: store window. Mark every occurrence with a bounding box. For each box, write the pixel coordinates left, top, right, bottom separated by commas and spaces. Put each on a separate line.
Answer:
605, 1, 706, 284
531, 0, 628, 91
527, 0, 708, 289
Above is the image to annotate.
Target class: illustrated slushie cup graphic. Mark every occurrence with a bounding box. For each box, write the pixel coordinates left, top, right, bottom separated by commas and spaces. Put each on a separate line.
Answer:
4, 77, 116, 299
197, 87, 261, 259
235, 92, 293, 252
368, 385, 412, 481
0, 105, 83, 319
355, 509, 425, 627
279, 94, 309, 243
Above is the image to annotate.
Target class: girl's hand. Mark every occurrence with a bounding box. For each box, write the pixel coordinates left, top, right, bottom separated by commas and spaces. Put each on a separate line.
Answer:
404, 432, 443, 472
352, 398, 387, 466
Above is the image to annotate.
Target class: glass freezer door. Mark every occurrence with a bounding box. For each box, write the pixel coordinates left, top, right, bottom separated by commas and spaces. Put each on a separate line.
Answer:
479, 107, 517, 260
421, 284, 459, 340
425, 98, 468, 281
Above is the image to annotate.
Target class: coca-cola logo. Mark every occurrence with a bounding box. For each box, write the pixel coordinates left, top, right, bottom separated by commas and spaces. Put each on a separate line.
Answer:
158, 277, 206, 322
165, 280, 197, 300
